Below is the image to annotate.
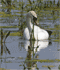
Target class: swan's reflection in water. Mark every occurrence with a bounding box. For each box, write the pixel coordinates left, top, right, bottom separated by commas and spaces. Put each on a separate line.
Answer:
23, 40, 49, 70
24, 40, 49, 53
1, 36, 50, 70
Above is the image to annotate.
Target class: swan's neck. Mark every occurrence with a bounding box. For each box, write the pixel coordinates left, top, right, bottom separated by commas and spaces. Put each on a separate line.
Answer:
26, 18, 33, 33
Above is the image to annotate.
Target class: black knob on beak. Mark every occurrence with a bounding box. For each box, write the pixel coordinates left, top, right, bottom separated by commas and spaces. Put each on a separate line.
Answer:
33, 16, 37, 22
33, 16, 39, 26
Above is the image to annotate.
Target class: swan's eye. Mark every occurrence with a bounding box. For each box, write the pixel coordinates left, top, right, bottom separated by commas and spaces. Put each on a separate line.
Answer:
33, 16, 37, 22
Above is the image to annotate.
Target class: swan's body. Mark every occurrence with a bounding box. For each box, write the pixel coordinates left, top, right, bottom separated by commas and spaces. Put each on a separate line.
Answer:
24, 24, 49, 40
23, 11, 52, 40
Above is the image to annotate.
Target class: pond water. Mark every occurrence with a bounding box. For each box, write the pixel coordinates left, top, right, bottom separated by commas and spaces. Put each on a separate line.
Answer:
0, 18, 60, 70
0, 0, 60, 70
0, 35, 60, 69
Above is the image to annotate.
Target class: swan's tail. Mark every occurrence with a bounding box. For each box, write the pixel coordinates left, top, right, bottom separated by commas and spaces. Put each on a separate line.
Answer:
46, 30, 52, 37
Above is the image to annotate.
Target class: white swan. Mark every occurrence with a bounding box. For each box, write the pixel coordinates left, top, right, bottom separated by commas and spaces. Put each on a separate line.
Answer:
23, 11, 52, 40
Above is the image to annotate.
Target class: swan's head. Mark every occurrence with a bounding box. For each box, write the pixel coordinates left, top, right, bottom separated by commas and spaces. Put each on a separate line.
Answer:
26, 11, 39, 25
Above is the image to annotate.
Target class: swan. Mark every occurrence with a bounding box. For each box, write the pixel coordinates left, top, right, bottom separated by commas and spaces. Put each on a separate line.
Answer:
23, 11, 52, 40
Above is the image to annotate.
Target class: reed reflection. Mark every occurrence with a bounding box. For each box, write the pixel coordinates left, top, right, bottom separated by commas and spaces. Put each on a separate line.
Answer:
24, 40, 49, 70
24, 40, 49, 53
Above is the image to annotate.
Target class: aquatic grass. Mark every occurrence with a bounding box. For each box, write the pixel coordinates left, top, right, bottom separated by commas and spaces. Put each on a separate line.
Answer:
0, 68, 6, 70
42, 65, 56, 68
5, 61, 12, 63
0, 12, 20, 17
1, 6, 15, 9
44, 7, 60, 11
0, 26, 20, 28
53, 39, 60, 42
25, 59, 60, 63
36, 9, 60, 21
10, 32, 23, 36
57, 49, 60, 51
0, 31, 22, 36
0, 28, 23, 38
0, 68, 10, 70
40, 25, 60, 31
